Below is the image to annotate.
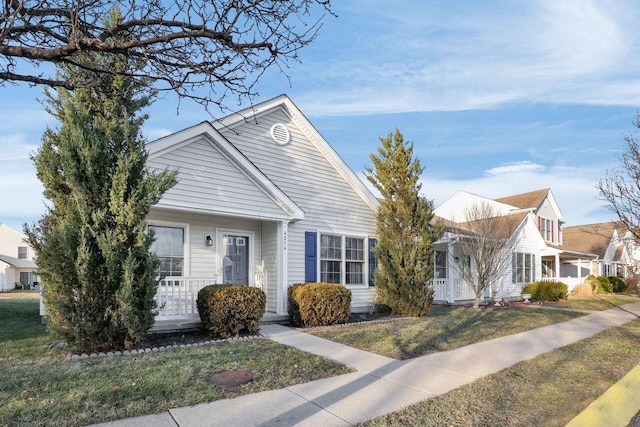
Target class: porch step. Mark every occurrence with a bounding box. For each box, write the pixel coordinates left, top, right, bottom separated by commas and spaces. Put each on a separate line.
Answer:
260, 312, 290, 325
150, 312, 290, 332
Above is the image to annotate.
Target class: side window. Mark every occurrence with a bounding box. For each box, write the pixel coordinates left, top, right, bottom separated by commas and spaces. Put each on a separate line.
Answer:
320, 234, 342, 284
18, 246, 27, 259
149, 225, 184, 276
435, 251, 447, 279
512, 253, 535, 283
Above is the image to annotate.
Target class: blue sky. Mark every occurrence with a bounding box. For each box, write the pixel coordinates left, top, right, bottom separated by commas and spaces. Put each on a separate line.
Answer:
2, 0, 640, 232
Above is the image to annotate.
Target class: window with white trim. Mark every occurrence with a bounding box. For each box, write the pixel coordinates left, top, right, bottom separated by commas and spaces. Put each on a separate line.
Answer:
345, 237, 364, 285
539, 217, 553, 242
320, 233, 366, 285
512, 252, 535, 283
149, 225, 184, 276
434, 251, 447, 279
18, 246, 27, 259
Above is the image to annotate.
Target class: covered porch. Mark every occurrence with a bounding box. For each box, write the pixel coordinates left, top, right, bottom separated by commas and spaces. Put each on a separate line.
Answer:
540, 247, 598, 290
146, 202, 300, 330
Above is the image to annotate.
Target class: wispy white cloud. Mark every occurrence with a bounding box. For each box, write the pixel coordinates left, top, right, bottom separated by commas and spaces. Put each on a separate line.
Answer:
484, 161, 546, 176
420, 162, 612, 227
290, 0, 640, 116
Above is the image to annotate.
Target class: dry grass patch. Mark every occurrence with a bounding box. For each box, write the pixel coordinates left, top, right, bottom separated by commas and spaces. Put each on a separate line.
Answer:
361, 318, 640, 426
310, 305, 584, 359
549, 294, 640, 311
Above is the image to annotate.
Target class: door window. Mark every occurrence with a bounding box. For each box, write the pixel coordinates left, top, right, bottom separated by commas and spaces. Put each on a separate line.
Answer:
223, 235, 249, 285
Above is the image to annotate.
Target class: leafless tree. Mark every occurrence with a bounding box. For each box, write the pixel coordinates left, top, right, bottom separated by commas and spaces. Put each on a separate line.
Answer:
598, 116, 640, 243
0, 0, 332, 110
449, 201, 521, 309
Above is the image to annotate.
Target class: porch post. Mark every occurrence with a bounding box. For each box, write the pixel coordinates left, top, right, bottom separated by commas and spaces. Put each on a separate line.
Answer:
577, 259, 582, 281
554, 254, 560, 280
447, 249, 454, 303
276, 221, 289, 315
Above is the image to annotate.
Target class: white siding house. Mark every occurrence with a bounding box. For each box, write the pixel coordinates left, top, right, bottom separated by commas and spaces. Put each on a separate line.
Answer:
433, 191, 546, 302
0, 223, 38, 291
432, 188, 634, 302
145, 95, 379, 324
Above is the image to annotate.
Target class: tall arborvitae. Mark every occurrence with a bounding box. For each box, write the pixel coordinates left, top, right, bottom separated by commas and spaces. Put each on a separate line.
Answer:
365, 129, 444, 316
25, 10, 176, 351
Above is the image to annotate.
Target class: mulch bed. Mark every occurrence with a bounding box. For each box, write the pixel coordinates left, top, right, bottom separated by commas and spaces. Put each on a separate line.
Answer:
140, 311, 393, 348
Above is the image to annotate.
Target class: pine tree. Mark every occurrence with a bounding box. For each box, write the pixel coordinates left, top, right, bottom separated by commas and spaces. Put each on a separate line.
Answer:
365, 129, 444, 316
25, 11, 177, 351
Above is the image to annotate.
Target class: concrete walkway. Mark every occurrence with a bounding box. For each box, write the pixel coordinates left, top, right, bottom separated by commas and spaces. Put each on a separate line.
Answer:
92, 302, 640, 427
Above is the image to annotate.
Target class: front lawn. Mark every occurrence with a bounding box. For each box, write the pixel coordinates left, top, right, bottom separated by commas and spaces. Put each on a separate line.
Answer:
361, 318, 640, 426
0, 296, 351, 426
309, 305, 584, 359
547, 293, 640, 311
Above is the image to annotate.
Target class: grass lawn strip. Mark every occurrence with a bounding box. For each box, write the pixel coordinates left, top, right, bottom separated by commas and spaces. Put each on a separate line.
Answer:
310, 305, 585, 359
0, 297, 351, 426
360, 318, 640, 426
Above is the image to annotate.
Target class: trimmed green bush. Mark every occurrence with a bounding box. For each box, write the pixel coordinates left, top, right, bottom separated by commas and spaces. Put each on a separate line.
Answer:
197, 285, 266, 338
522, 281, 568, 302
288, 282, 351, 327
287, 283, 307, 327
608, 276, 628, 293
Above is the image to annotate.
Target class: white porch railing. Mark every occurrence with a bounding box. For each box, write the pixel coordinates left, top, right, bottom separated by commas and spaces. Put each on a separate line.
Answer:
453, 279, 476, 300
432, 278, 476, 302
432, 278, 449, 301
540, 277, 584, 290
155, 277, 219, 319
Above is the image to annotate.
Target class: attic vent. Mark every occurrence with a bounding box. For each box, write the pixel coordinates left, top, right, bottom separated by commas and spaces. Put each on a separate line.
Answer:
270, 123, 291, 146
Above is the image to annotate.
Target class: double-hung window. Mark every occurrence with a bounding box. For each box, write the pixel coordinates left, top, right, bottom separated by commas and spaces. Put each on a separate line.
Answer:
345, 237, 365, 285
539, 217, 553, 242
149, 225, 184, 276
320, 234, 365, 285
512, 252, 535, 283
17, 246, 27, 259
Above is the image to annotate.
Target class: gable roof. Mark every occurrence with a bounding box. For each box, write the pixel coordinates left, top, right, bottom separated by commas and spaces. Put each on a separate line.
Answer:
146, 121, 305, 221
0, 254, 36, 268
434, 190, 515, 222
494, 188, 550, 210
561, 222, 621, 258
213, 95, 380, 213
437, 210, 529, 240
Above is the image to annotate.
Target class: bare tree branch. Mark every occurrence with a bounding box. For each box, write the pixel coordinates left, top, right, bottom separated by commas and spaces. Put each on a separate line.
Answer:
449, 201, 521, 308
0, 0, 333, 110
598, 115, 640, 242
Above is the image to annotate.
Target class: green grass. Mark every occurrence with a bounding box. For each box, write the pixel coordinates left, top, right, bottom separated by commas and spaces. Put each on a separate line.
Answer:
548, 293, 640, 311
310, 305, 585, 359
361, 318, 640, 426
0, 297, 351, 426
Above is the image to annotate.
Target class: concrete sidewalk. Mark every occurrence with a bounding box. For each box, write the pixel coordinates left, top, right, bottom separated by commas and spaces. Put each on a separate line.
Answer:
92, 302, 640, 427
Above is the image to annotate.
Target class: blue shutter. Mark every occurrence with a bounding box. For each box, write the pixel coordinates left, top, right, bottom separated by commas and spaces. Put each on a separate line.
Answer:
368, 238, 378, 287
305, 231, 317, 283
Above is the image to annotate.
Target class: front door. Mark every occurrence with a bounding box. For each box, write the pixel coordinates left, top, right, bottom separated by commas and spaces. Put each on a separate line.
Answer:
223, 234, 249, 285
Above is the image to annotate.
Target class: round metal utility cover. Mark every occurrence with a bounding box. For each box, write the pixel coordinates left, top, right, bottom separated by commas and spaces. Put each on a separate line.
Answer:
205, 369, 253, 388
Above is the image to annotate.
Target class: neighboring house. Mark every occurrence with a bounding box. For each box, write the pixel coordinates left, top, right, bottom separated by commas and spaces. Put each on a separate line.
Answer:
433, 190, 547, 303
431, 188, 631, 303
560, 222, 631, 279
0, 223, 38, 291
145, 95, 379, 325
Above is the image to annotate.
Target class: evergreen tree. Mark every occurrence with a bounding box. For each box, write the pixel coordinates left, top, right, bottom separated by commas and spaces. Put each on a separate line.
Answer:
25, 11, 177, 351
365, 129, 444, 316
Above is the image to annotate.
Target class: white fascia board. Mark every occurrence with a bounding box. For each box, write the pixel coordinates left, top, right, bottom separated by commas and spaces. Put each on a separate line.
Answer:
541, 189, 563, 221
213, 95, 381, 214
146, 121, 304, 222
435, 190, 516, 222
